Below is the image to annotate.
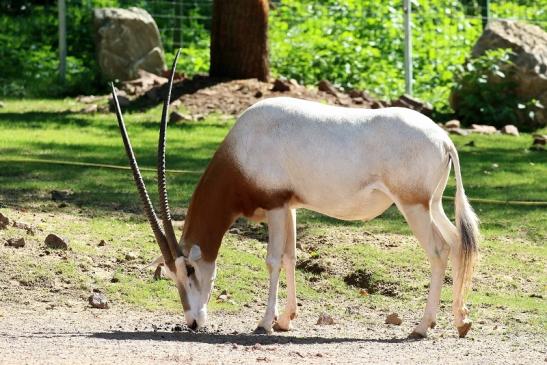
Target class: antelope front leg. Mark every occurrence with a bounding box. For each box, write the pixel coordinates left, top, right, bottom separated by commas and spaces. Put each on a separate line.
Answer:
255, 207, 288, 334
274, 208, 297, 331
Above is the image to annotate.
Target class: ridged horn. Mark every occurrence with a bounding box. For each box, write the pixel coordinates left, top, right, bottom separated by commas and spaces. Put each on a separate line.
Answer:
157, 48, 183, 259
110, 82, 175, 271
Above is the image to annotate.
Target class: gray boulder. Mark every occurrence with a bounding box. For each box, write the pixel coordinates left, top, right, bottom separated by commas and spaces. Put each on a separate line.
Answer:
93, 7, 166, 81
459, 20, 547, 128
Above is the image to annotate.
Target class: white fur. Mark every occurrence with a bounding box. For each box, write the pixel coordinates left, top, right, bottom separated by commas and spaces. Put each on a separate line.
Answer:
220, 97, 474, 336
227, 97, 450, 219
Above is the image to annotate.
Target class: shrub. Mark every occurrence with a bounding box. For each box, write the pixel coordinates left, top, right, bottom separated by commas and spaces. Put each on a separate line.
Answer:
451, 48, 542, 130
269, 0, 481, 111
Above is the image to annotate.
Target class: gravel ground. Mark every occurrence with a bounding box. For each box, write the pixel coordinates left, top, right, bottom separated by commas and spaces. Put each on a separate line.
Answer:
0, 304, 544, 365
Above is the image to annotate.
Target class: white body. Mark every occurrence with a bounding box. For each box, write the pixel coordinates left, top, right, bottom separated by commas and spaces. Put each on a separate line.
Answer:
229, 97, 448, 220
207, 97, 479, 337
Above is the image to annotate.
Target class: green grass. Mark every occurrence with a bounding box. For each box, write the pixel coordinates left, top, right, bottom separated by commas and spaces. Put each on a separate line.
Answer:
0, 98, 545, 333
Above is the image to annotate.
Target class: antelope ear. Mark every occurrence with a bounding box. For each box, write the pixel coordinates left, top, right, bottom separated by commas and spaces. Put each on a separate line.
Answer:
142, 255, 164, 270
189, 244, 202, 261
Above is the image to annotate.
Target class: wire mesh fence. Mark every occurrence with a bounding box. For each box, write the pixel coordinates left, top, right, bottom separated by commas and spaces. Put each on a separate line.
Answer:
0, 0, 544, 99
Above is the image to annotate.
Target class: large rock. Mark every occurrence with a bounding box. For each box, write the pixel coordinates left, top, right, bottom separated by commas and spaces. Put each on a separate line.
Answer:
456, 20, 547, 129
93, 7, 166, 81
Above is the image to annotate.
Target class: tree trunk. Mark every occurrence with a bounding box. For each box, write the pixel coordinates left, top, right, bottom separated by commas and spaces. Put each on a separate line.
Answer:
210, 0, 269, 81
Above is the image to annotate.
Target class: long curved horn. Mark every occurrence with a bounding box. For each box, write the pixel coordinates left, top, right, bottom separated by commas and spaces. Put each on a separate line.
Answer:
157, 49, 182, 259
110, 83, 175, 271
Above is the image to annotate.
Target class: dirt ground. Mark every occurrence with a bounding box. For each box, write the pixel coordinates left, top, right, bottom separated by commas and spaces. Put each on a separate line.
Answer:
0, 208, 545, 364
0, 301, 545, 365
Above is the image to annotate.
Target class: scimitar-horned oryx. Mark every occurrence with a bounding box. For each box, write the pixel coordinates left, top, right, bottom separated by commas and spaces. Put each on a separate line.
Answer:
111, 50, 479, 339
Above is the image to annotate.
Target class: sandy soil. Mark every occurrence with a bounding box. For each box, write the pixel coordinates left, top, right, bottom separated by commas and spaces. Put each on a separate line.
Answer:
0, 302, 544, 365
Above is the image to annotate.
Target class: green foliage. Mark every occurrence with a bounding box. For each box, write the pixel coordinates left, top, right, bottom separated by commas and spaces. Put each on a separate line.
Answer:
269, 0, 482, 110
451, 48, 542, 129
1, 0, 545, 111
0, 2, 101, 97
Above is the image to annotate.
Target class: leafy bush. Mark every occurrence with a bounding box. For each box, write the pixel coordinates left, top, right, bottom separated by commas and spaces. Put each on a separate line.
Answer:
0, 2, 101, 97
451, 48, 542, 130
269, 0, 481, 111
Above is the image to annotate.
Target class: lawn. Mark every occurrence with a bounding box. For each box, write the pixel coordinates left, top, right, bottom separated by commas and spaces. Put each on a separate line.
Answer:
0, 98, 545, 334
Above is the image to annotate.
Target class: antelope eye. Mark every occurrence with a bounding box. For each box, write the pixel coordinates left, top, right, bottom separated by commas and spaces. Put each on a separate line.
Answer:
186, 265, 195, 277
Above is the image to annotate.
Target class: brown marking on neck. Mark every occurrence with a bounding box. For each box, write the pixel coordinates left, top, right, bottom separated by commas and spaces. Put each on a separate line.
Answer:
183, 142, 294, 262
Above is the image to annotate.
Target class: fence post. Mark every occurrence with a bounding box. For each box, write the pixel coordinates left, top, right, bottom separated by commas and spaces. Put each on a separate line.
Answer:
58, 0, 67, 84
480, 0, 490, 30
403, 0, 412, 95
174, 0, 183, 48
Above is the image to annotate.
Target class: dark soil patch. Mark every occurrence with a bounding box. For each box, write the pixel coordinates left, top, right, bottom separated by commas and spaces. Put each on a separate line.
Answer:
229, 219, 269, 243
121, 73, 432, 118
296, 258, 327, 275
343, 269, 399, 297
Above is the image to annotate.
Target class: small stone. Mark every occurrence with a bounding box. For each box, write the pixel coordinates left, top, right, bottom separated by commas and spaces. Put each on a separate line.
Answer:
470, 124, 497, 134
88, 292, 109, 309
44, 233, 69, 250
254, 90, 263, 98
98, 239, 107, 247
532, 134, 546, 146
318, 80, 338, 96
448, 128, 469, 136
6, 237, 25, 248
348, 90, 362, 98
125, 252, 138, 261
385, 313, 402, 325
501, 124, 519, 136
172, 324, 183, 332
0, 213, 10, 229
169, 111, 192, 123
359, 288, 369, 296
271, 78, 291, 92
316, 313, 335, 325
217, 289, 230, 302
352, 97, 364, 104
444, 119, 461, 129
51, 189, 73, 201
82, 104, 98, 114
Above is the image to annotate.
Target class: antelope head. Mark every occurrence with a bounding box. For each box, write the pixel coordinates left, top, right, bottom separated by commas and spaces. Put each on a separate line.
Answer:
111, 50, 216, 330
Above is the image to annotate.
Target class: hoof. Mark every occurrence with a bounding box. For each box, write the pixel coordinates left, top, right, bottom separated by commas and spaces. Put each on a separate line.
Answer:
430, 321, 436, 329
253, 326, 271, 335
457, 322, 472, 338
272, 322, 290, 332
408, 331, 427, 340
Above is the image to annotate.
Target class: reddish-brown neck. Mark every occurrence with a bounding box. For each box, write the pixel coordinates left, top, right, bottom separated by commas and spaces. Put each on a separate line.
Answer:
182, 146, 239, 262
182, 143, 295, 262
